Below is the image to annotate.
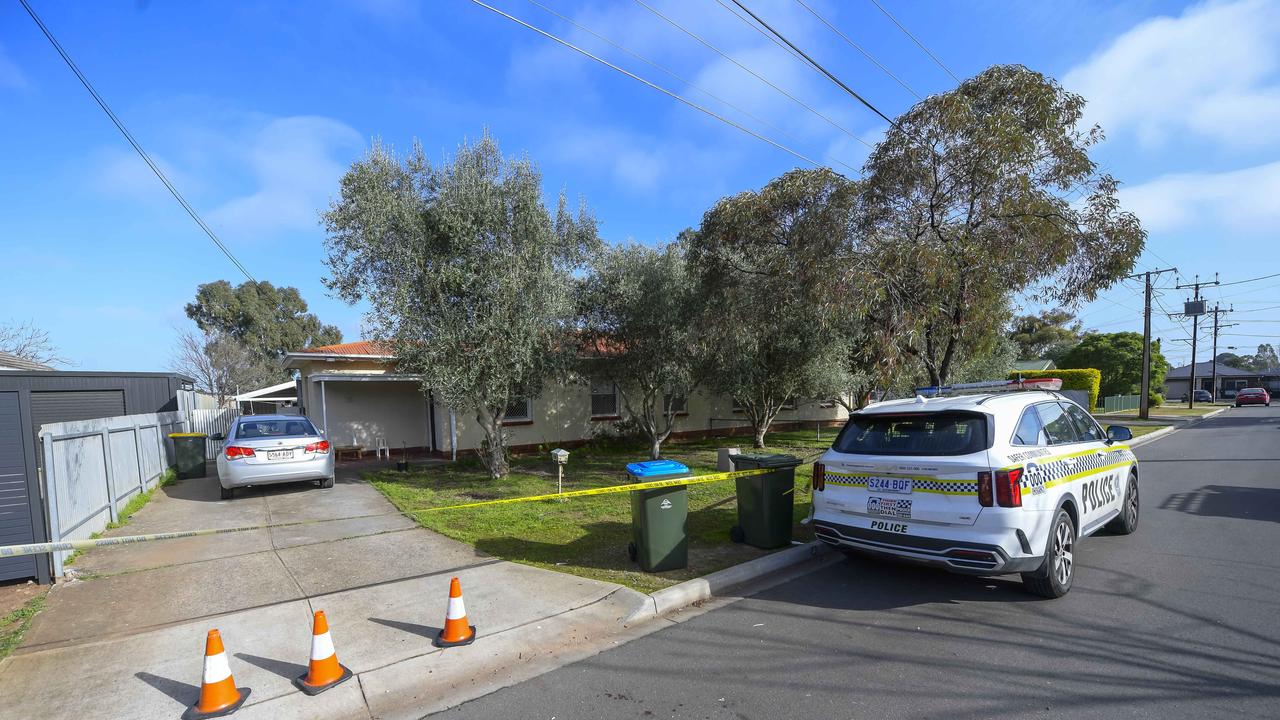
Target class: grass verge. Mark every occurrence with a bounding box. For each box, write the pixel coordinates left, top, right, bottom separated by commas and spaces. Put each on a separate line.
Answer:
367, 430, 830, 594
1102, 405, 1226, 417
0, 593, 46, 662
65, 467, 177, 567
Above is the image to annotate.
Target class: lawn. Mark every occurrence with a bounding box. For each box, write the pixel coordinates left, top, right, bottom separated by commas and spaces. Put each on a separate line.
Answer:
366, 429, 832, 594
1101, 405, 1226, 417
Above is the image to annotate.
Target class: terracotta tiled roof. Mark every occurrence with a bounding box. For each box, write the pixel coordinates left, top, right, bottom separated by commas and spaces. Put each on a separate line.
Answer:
294, 340, 393, 357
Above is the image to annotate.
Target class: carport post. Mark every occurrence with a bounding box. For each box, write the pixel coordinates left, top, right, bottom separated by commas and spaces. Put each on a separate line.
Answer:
319, 380, 328, 433
100, 429, 118, 523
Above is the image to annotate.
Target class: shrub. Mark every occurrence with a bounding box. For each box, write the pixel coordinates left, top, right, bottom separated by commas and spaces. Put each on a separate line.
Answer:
1148, 391, 1164, 408
1008, 368, 1101, 410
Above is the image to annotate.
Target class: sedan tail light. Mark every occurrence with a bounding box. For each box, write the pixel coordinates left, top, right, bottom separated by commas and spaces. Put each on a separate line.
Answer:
812, 462, 826, 492
995, 467, 1023, 508
305, 440, 331, 454
225, 446, 256, 460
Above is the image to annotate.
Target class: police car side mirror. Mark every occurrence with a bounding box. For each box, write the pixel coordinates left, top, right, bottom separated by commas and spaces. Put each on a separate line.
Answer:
1106, 426, 1132, 443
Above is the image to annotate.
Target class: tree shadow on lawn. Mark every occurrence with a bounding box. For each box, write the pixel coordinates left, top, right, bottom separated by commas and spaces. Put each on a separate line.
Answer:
471, 505, 779, 587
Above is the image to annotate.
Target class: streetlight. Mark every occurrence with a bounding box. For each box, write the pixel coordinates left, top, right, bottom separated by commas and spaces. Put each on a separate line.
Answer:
550, 448, 569, 495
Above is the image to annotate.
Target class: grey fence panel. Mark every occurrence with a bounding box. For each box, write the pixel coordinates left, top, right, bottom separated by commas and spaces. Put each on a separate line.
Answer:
109, 429, 142, 507
39, 410, 185, 576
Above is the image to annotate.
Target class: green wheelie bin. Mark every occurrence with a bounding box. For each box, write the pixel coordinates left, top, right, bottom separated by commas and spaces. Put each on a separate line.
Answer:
625, 459, 690, 572
730, 453, 801, 549
169, 432, 208, 480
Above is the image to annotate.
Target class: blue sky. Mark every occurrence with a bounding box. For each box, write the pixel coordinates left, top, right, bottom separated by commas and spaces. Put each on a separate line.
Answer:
1, 0, 1276, 372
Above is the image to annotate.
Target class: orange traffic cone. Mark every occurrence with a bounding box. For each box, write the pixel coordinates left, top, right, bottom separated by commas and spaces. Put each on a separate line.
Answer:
183, 629, 250, 720
293, 610, 353, 695
434, 577, 477, 648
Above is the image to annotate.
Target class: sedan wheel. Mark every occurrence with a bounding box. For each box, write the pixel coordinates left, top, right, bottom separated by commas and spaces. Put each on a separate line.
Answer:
1052, 521, 1074, 587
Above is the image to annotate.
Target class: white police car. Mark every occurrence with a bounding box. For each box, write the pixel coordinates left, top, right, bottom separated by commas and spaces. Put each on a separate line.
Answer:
811, 379, 1139, 598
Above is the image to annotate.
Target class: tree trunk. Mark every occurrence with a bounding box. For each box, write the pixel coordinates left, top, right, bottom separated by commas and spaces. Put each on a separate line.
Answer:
753, 425, 767, 449
649, 437, 662, 460
475, 412, 509, 479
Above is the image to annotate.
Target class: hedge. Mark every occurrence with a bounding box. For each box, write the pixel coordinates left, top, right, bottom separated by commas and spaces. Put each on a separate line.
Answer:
1008, 368, 1102, 410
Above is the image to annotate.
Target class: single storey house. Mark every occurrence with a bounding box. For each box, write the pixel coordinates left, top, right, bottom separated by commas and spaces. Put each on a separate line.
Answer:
283, 341, 852, 458
1164, 361, 1280, 400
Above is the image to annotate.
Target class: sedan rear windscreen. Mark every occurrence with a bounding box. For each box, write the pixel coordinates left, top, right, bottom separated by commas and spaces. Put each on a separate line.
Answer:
832, 412, 988, 456
235, 418, 319, 439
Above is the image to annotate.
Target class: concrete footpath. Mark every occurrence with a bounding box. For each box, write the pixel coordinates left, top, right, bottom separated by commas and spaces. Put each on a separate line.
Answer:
0, 463, 674, 720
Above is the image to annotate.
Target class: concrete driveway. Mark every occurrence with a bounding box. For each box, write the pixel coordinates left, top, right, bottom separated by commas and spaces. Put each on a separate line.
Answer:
0, 461, 654, 719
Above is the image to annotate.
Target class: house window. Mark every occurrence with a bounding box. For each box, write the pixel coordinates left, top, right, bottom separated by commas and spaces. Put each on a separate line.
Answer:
590, 379, 618, 418
505, 397, 532, 423
664, 392, 688, 416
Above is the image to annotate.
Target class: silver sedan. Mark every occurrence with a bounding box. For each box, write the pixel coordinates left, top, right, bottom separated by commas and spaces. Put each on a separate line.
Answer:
213, 415, 335, 499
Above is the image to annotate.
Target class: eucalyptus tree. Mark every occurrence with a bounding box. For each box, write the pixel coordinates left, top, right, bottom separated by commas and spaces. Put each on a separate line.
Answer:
576, 242, 703, 459
685, 168, 856, 448
856, 64, 1146, 387
323, 132, 598, 478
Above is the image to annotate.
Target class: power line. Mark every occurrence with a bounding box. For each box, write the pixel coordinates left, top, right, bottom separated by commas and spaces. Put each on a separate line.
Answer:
523, 0, 858, 175
18, 0, 256, 283
633, 0, 875, 149
866, 0, 960, 83
468, 0, 833, 171
1218, 271, 1280, 288
728, 0, 897, 127
793, 0, 922, 100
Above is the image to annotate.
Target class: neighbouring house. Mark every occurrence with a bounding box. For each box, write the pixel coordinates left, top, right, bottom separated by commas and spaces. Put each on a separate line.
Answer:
1163, 362, 1280, 400
283, 340, 853, 458
0, 351, 54, 371
0, 370, 197, 583
235, 380, 299, 415
1012, 359, 1057, 373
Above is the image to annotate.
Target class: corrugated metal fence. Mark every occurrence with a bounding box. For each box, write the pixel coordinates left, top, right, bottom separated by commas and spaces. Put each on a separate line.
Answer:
1103, 394, 1142, 413
39, 411, 186, 576
189, 408, 240, 459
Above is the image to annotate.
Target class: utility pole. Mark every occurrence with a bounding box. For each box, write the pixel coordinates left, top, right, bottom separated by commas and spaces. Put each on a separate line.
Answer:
1126, 268, 1176, 419
1176, 275, 1220, 408
1209, 304, 1236, 403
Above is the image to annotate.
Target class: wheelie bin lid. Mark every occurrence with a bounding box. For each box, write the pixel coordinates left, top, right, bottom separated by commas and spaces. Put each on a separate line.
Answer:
732, 453, 801, 468
625, 459, 689, 477
167, 433, 207, 438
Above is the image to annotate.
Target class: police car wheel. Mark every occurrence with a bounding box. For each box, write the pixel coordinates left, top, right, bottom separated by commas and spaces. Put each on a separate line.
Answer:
1106, 473, 1139, 535
1023, 510, 1075, 598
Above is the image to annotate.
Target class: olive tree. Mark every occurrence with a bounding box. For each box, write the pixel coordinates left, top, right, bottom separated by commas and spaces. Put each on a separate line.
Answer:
856, 64, 1146, 387
576, 242, 702, 459
323, 132, 598, 478
685, 168, 854, 448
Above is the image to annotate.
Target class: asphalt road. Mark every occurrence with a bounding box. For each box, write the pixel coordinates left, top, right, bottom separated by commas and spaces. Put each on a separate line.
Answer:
438, 406, 1280, 720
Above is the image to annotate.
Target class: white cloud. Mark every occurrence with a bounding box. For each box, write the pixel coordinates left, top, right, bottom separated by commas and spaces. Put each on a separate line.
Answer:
89, 112, 364, 240
1064, 0, 1280, 149
0, 43, 26, 89
1119, 159, 1280, 232
207, 116, 363, 238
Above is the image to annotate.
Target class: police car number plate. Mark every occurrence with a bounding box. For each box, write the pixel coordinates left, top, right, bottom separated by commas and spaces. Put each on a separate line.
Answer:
867, 496, 912, 519
866, 477, 913, 494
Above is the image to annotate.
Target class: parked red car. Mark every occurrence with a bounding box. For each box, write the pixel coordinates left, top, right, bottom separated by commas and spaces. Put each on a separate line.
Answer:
1234, 388, 1271, 407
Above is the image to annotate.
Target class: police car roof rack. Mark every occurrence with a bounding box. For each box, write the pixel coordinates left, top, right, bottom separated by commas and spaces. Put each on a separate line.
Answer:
915, 377, 1063, 400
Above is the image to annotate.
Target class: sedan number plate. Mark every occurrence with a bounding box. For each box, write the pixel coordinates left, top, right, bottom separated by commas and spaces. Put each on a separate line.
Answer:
867, 496, 912, 519
866, 477, 913, 494
266, 450, 294, 461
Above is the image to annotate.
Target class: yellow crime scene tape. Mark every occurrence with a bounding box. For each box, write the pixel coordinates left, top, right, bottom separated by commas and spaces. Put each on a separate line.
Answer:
0, 466, 780, 560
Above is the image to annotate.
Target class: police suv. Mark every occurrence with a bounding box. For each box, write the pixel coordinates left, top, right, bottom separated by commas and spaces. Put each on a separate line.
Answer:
812, 379, 1139, 598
